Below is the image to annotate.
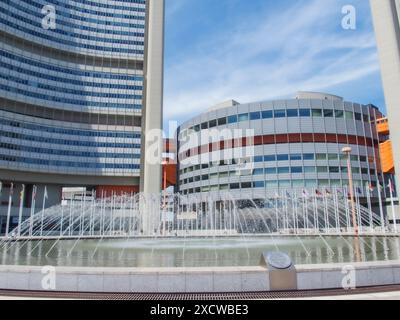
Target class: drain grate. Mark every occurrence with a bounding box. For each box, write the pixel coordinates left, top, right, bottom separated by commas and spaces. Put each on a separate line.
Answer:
1, 285, 400, 300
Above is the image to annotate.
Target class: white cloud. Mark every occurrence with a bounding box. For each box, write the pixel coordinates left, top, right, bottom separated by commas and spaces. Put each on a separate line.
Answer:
164, 0, 380, 123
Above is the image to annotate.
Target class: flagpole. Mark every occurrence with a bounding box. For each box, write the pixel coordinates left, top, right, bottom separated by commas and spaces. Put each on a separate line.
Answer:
389, 179, 397, 233
5, 183, 14, 237
17, 184, 25, 237
366, 183, 373, 231
377, 182, 385, 233
40, 186, 47, 237
30, 185, 36, 237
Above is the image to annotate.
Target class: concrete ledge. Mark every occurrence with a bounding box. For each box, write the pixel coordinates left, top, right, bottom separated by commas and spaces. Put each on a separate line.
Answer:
0, 261, 399, 293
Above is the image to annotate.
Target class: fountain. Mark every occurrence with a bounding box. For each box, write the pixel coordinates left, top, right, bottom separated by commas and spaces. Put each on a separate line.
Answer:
0, 188, 399, 293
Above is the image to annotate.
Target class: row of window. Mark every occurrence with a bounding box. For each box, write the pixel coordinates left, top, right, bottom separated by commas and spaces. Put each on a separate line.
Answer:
8, 0, 146, 28
0, 50, 143, 81
0, 83, 142, 110
1, 19, 144, 55
1, 5, 146, 46
254, 153, 371, 163
30, 0, 146, 12
17, 0, 146, 20
1, 73, 141, 100
180, 179, 375, 194
0, 142, 140, 159
179, 166, 375, 185
0, 130, 141, 149
0, 154, 140, 170
0, 118, 140, 139
182, 108, 375, 135
180, 153, 372, 175
0, 61, 141, 90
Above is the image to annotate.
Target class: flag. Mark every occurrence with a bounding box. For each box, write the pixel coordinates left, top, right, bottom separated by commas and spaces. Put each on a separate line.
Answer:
388, 179, 394, 193
0, 181, 2, 194
325, 189, 331, 196
302, 189, 310, 198
32, 185, 37, 200
20, 184, 25, 201
356, 187, 362, 195
9, 182, 14, 196
44, 186, 48, 199
315, 189, 323, 196
367, 183, 374, 192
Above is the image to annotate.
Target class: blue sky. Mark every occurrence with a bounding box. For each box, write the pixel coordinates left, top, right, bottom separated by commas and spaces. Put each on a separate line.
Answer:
164, 0, 385, 127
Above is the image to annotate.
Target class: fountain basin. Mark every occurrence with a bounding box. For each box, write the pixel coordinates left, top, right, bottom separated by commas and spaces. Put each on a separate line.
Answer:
0, 235, 400, 292
1, 260, 400, 293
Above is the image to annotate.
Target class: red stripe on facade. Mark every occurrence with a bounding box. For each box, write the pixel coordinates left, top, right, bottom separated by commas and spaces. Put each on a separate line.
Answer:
179, 133, 378, 160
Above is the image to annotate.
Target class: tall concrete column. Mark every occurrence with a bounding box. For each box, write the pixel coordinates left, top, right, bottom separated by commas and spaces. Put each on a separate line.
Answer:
370, 0, 400, 189
140, 0, 165, 195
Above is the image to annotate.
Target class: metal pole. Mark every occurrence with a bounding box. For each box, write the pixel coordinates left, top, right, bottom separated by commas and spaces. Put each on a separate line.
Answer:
343, 147, 358, 236
377, 183, 386, 232
17, 184, 25, 237
6, 183, 14, 237
389, 179, 398, 233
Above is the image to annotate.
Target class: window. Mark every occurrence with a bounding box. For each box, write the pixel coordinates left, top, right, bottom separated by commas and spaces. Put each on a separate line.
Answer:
264, 155, 276, 162
266, 181, 278, 188
238, 113, 249, 122
201, 122, 208, 130
303, 153, 315, 161
202, 164, 209, 169
274, 110, 286, 118
230, 183, 240, 190
312, 109, 322, 117
209, 119, 217, 128
194, 125, 200, 132
291, 167, 303, 173
228, 115, 238, 124
323, 109, 334, 117
287, 109, 299, 117
265, 168, 277, 174
318, 179, 330, 186
218, 117, 227, 126
278, 167, 290, 174
254, 156, 263, 162
316, 154, 327, 161
329, 166, 340, 173
335, 110, 344, 118
328, 154, 338, 160
219, 172, 229, 178
345, 111, 353, 120
305, 179, 317, 187
355, 113, 362, 121
290, 154, 302, 161
250, 112, 261, 120
299, 109, 311, 117
304, 166, 316, 173
253, 181, 265, 188
241, 182, 252, 189
253, 168, 264, 175
277, 154, 289, 161
292, 180, 304, 188
279, 180, 291, 188
202, 175, 209, 181
262, 110, 273, 119
317, 166, 328, 173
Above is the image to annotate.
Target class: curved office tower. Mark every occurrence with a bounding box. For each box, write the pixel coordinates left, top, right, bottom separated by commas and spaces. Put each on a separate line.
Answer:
0, 0, 164, 210
177, 92, 386, 201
